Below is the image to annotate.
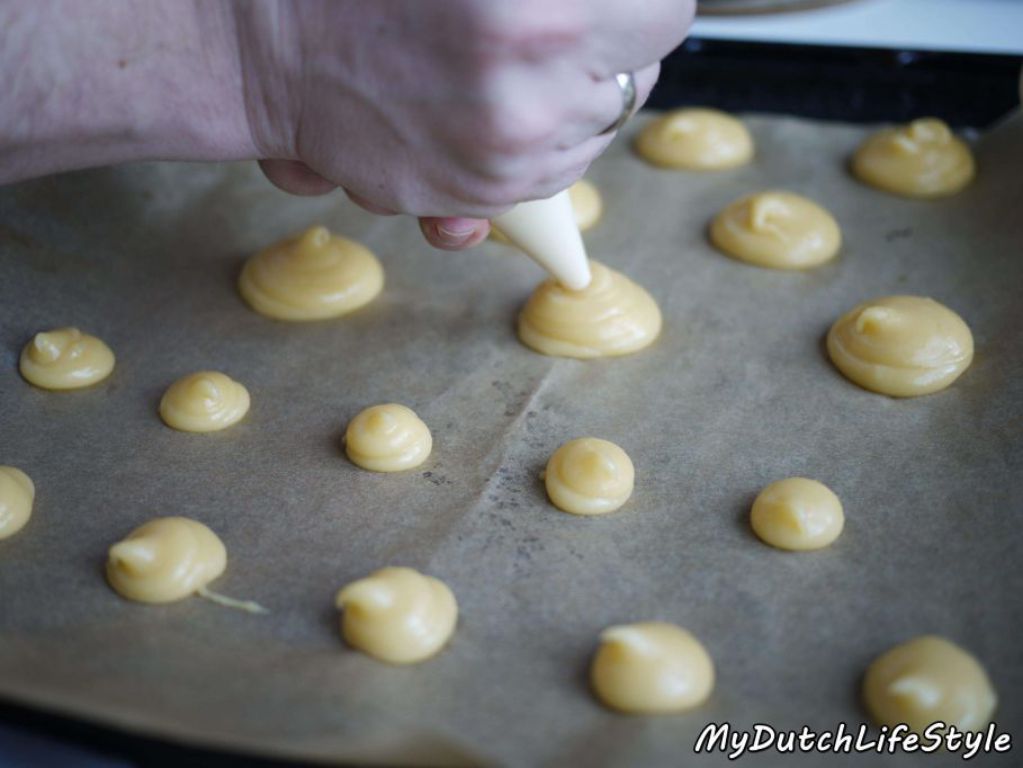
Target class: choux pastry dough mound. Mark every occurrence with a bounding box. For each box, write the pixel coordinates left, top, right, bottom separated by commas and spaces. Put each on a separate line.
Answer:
335, 566, 457, 665
0, 466, 34, 540
159, 371, 251, 432
518, 261, 662, 359
239, 225, 384, 321
19, 327, 115, 390
345, 403, 432, 472
827, 296, 973, 397
634, 108, 753, 171
710, 190, 841, 269
863, 635, 997, 733
750, 478, 844, 551
491, 179, 603, 244
544, 438, 634, 516
591, 622, 715, 714
852, 118, 975, 198
106, 517, 227, 604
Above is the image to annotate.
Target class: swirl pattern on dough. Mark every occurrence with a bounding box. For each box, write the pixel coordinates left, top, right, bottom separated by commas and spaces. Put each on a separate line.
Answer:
544, 437, 635, 516
345, 404, 432, 472
159, 371, 251, 432
19, 327, 115, 390
0, 466, 35, 540
634, 108, 753, 171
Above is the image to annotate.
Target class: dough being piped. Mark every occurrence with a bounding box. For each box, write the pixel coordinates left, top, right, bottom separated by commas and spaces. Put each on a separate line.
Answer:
544, 438, 634, 516
635, 108, 753, 170
852, 118, 975, 198
239, 225, 384, 321
160, 371, 251, 432
491, 180, 602, 245
591, 622, 715, 714
0, 466, 34, 540
19, 327, 115, 390
863, 635, 997, 733
710, 191, 841, 269
827, 296, 973, 397
335, 566, 457, 664
750, 478, 844, 551
345, 404, 432, 472
518, 261, 662, 358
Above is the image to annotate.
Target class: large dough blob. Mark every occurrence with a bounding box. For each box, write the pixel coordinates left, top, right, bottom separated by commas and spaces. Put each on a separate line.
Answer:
239, 225, 384, 321
107, 517, 227, 604
0, 466, 34, 540
710, 191, 841, 269
591, 622, 715, 714
827, 296, 973, 397
19, 327, 115, 390
750, 478, 844, 551
545, 438, 634, 516
345, 404, 432, 472
635, 108, 753, 170
863, 635, 997, 732
160, 371, 251, 432
852, 118, 975, 198
518, 261, 662, 358
335, 566, 457, 664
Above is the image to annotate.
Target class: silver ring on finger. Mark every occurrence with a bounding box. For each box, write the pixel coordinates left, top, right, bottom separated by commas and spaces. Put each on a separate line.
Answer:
599, 72, 638, 136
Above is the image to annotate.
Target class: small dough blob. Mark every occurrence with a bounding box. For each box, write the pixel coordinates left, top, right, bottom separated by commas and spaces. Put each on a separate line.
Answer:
827, 296, 973, 397
634, 108, 753, 171
335, 566, 457, 664
159, 371, 251, 432
852, 118, 975, 198
239, 225, 384, 321
710, 190, 841, 269
750, 477, 844, 551
107, 517, 227, 604
19, 327, 115, 390
518, 261, 662, 358
863, 635, 997, 732
591, 622, 715, 714
345, 404, 432, 472
491, 179, 603, 244
0, 466, 34, 540
545, 438, 634, 516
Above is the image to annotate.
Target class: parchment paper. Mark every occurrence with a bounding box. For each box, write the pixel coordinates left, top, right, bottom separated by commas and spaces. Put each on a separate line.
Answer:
1, 112, 1021, 768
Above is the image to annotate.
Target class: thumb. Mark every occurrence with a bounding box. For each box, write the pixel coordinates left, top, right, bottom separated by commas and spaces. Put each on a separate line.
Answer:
419, 217, 491, 251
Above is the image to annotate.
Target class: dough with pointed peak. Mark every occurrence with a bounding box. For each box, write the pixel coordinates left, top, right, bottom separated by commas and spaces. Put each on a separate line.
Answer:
827, 296, 973, 397
335, 566, 457, 664
852, 118, 975, 198
0, 466, 34, 540
635, 108, 753, 170
345, 404, 432, 472
710, 190, 841, 269
545, 438, 634, 516
863, 635, 997, 732
750, 478, 843, 551
19, 327, 114, 390
239, 225, 384, 320
591, 622, 715, 714
159, 371, 250, 432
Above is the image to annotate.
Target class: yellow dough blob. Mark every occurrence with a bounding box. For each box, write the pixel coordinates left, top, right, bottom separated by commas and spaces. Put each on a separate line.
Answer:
827, 296, 973, 397
491, 179, 603, 244
852, 118, 975, 198
19, 327, 115, 390
750, 478, 844, 551
591, 622, 715, 714
863, 636, 997, 733
159, 371, 251, 433
239, 225, 384, 321
518, 261, 662, 358
634, 108, 753, 170
335, 566, 457, 664
544, 437, 634, 516
345, 404, 432, 472
106, 517, 227, 604
710, 191, 841, 269
0, 466, 34, 540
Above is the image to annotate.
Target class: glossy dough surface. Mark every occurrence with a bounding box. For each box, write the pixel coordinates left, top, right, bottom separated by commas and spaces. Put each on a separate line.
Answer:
159, 371, 251, 432
335, 566, 457, 664
545, 438, 634, 516
591, 622, 715, 714
239, 225, 384, 321
750, 478, 844, 551
852, 118, 975, 198
345, 404, 432, 472
635, 108, 753, 170
19, 327, 115, 390
518, 261, 662, 358
106, 517, 227, 604
827, 295, 973, 397
710, 191, 841, 269
863, 635, 997, 732
0, 466, 34, 540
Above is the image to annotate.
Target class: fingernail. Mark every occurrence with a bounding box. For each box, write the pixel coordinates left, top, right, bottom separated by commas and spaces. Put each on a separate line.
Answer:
436, 220, 478, 243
